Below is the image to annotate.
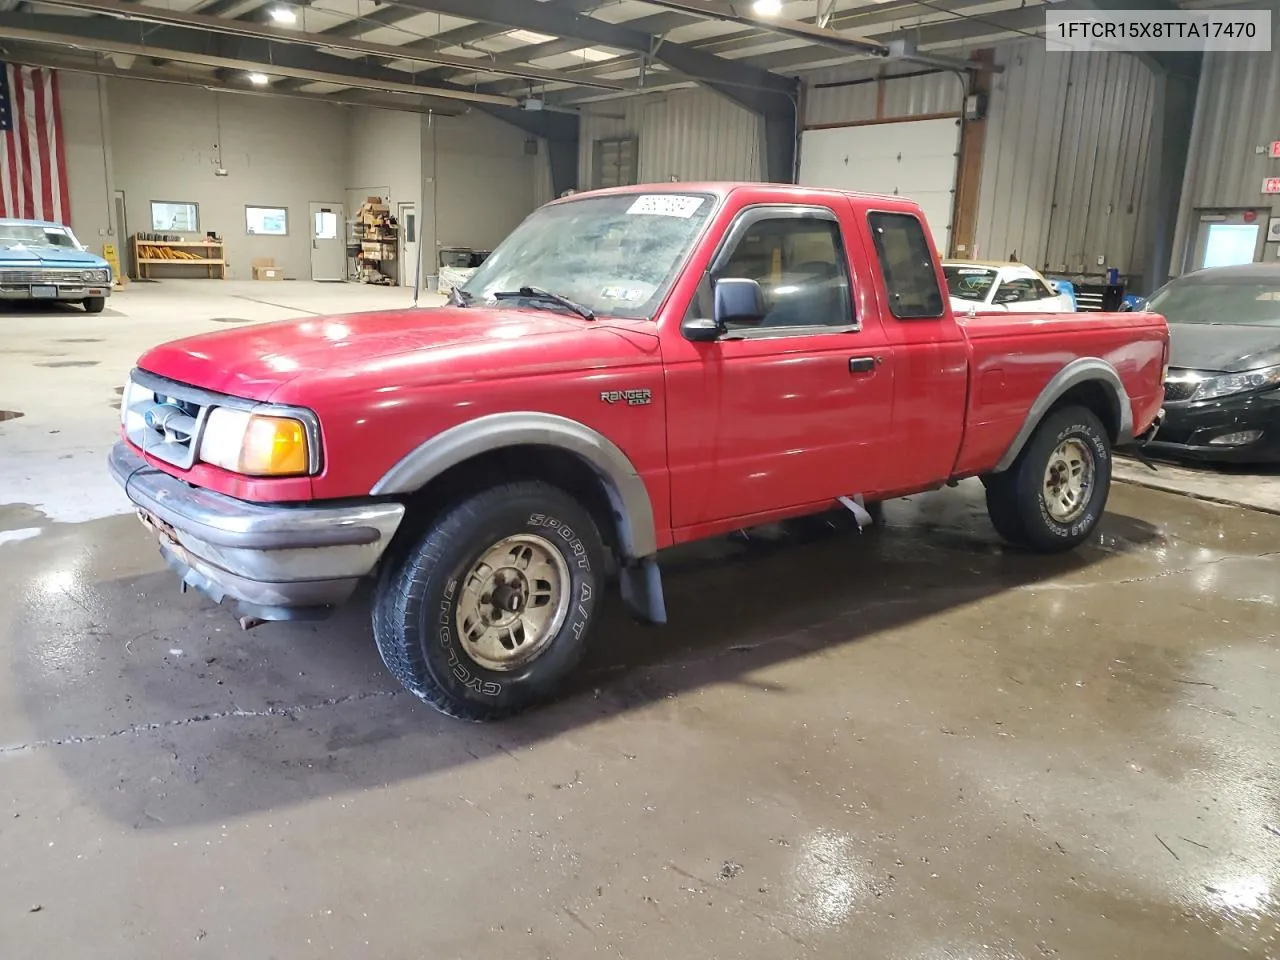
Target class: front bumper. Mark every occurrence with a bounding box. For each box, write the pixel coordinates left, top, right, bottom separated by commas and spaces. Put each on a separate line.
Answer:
109, 441, 404, 620
0, 284, 109, 301
1145, 389, 1280, 464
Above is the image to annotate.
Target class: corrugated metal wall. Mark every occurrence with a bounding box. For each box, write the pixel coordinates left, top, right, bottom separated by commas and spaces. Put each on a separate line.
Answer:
578, 86, 764, 187
975, 40, 1156, 279
803, 62, 964, 126
1172, 49, 1280, 273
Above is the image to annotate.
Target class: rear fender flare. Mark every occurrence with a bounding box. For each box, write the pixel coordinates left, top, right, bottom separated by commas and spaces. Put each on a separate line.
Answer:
992, 358, 1133, 473
370, 412, 658, 560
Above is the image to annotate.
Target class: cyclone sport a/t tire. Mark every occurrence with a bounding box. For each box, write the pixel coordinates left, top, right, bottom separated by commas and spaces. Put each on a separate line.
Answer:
984, 405, 1112, 553
373, 481, 606, 721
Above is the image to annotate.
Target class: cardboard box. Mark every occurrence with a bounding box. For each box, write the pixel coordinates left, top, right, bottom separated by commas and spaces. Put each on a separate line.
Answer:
251, 257, 283, 280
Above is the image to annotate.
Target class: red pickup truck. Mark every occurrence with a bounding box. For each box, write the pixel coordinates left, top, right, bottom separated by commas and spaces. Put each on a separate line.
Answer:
111, 183, 1167, 720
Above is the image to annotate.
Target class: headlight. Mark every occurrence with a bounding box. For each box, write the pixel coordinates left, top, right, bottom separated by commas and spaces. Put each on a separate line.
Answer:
1190, 365, 1280, 402
198, 408, 311, 476
82, 269, 108, 283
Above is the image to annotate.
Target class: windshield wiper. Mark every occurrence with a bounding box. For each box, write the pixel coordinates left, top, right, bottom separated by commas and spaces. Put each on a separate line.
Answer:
492, 285, 596, 321
448, 286, 473, 308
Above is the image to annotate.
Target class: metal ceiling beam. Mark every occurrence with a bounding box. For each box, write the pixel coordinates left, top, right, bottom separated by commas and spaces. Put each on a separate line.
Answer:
365, 0, 800, 180
625, 0, 887, 54
26, 0, 627, 88
0, 13, 522, 105
1, 45, 469, 115
366, 0, 798, 98
477, 0, 1006, 96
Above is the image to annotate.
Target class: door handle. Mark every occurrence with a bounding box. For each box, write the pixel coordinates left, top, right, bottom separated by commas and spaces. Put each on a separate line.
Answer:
848, 356, 880, 374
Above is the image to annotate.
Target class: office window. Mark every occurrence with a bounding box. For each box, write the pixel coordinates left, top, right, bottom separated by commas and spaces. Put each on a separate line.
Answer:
246, 205, 288, 236
151, 201, 199, 232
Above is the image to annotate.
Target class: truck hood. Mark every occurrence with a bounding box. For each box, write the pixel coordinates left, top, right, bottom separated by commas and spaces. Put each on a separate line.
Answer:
135, 306, 658, 401
1167, 322, 1280, 373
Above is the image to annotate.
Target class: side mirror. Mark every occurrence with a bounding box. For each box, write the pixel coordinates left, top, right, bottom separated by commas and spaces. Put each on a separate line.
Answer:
714, 277, 766, 327
682, 317, 723, 342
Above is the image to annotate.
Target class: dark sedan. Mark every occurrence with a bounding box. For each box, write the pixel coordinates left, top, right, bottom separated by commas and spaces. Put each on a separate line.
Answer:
1143, 263, 1280, 463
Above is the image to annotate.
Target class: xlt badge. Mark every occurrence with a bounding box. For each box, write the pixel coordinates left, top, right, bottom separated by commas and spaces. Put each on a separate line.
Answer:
600, 388, 652, 407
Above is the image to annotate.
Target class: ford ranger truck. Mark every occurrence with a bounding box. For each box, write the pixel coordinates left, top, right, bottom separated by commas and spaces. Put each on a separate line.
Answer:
110, 184, 1167, 720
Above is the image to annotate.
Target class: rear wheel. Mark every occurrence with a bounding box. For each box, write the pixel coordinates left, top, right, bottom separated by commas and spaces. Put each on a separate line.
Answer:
983, 406, 1111, 552
83, 297, 106, 314
373, 481, 605, 721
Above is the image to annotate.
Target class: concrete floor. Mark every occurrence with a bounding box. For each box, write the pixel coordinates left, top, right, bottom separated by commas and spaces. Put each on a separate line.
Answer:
1, 281, 1278, 958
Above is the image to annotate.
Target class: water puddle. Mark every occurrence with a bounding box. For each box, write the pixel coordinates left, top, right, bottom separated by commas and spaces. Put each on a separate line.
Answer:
35, 360, 99, 368
208, 317, 252, 324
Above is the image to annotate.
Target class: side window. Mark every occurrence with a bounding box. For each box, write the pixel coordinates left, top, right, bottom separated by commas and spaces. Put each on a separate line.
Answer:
868, 212, 944, 319
993, 278, 1050, 304
712, 216, 854, 330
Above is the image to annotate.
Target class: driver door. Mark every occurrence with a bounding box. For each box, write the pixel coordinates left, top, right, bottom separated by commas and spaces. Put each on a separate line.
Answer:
664, 203, 895, 530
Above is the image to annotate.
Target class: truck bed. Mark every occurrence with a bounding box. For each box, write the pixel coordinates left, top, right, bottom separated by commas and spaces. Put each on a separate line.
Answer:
953, 310, 1167, 476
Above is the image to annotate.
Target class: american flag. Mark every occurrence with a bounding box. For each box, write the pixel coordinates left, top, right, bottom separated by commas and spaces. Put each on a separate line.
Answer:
0, 64, 71, 224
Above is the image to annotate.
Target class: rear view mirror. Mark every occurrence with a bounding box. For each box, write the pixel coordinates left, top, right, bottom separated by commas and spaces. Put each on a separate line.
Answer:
714, 277, 766, 327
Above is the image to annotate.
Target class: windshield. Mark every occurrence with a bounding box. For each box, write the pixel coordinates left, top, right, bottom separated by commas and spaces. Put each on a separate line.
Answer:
0, 222, 81, 250
943, 264, 998, 302
461, 192, 716, 319
1147, 277, 1280, 327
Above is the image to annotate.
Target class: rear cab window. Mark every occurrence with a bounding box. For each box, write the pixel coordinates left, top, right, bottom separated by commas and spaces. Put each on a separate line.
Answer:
868, 211, 945, 319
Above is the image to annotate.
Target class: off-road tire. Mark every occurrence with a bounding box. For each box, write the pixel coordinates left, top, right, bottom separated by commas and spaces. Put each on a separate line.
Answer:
983, 405, 1112, 553
373, 481, 606, 721
83, 297, 106, 314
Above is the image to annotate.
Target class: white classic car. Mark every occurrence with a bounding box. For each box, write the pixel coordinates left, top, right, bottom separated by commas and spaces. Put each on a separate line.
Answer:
942, 260, 1074, 314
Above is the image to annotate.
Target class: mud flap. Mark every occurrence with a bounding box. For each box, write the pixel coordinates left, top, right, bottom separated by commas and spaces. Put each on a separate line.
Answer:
619, 557, 666, 625
836, 494, 874, 531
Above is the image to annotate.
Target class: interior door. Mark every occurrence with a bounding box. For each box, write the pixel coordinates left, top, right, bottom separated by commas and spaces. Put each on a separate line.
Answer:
398, 202, 418, 288
309, 201, 345, 281
664, 204, 896, 530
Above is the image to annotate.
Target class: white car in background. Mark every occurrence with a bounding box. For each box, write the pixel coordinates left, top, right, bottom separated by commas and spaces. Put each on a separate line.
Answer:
943, 260, 1074, 314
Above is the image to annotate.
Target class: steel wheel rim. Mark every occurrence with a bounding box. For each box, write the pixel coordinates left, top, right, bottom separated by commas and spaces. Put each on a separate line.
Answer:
1042, 438, 1095, 523
454, 534, 571, 672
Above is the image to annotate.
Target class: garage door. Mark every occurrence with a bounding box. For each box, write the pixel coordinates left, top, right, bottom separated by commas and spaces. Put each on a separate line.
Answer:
798, 117, 961, 254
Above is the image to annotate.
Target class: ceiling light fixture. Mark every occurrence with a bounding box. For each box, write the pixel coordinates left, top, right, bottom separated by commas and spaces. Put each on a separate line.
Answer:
508, 29, 556, 44
247, 72, 270, 85
752, 0, 783, 15
269, 7, 297, 24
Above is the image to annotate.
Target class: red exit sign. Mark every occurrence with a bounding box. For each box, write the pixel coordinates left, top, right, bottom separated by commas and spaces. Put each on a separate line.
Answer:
1264, 177, 1280, 194
1271, 141, 1280, 158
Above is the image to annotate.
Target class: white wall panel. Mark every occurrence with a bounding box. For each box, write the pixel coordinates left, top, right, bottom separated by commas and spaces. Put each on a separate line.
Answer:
57, 73, 116, 247
1172, 46, 1280, 273
974, 40, 1155, 279
579, 87, 764, 188
108, 79, 348, 279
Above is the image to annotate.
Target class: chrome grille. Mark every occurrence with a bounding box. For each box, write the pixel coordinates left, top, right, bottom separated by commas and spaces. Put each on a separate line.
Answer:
120, 372, 212, 469
0, 267, 93, 285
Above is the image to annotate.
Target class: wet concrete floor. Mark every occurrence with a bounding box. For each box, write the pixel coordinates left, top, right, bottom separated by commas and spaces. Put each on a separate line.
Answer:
0, 481, 1277, 959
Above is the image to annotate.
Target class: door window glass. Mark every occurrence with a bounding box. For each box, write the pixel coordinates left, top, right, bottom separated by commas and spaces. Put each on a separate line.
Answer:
868, 211, 944, 319
712, 216, 854, 330
314, 210, 338, 240
1202, 223, 1259, 268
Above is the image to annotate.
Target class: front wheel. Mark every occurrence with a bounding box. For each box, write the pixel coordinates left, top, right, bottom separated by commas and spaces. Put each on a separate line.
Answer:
373, 481, 606, 721
983, 405, 1112, 552
83, 297, 106, 314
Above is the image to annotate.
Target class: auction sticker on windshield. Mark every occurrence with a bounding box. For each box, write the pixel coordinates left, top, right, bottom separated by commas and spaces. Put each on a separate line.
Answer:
627, 195, 705, 218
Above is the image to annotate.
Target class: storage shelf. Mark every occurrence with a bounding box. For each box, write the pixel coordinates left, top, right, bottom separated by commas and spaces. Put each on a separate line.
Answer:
132, 235, 227, 279
137, 257, 224, 265
136, 240, 224, 248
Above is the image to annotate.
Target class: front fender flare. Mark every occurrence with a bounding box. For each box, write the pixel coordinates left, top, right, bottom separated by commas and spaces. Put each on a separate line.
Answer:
992, 358, 1133, 473
370, 412, 658, 560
